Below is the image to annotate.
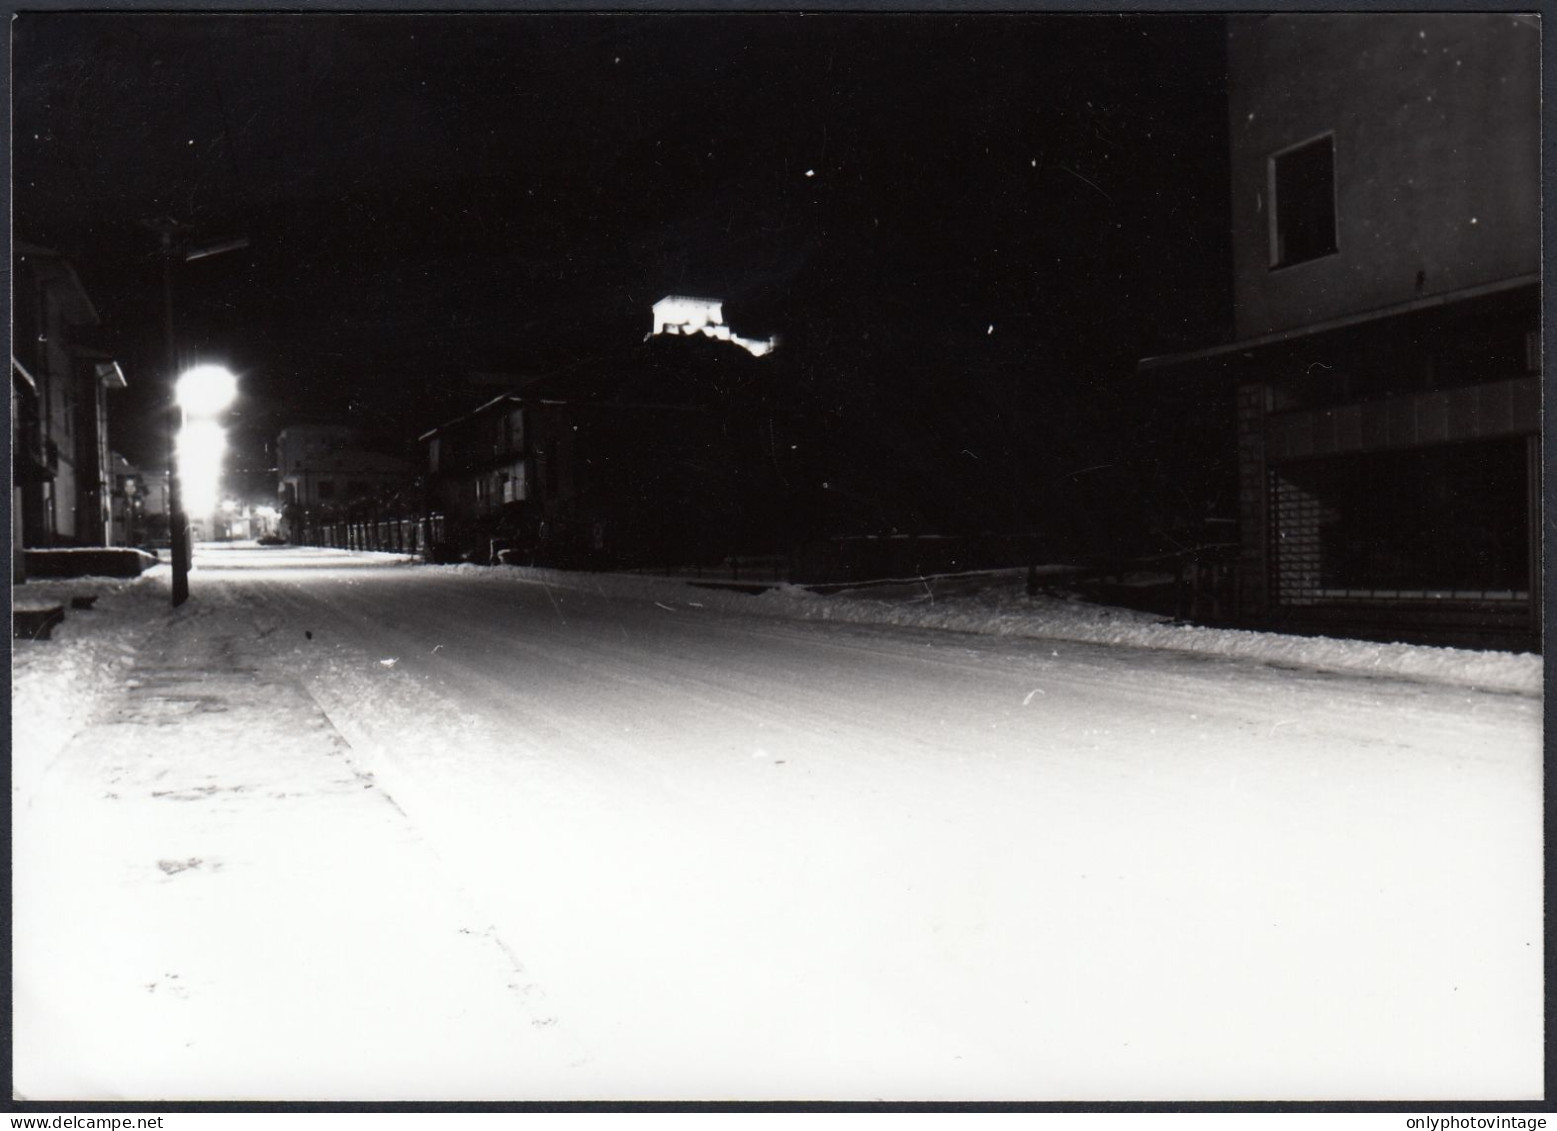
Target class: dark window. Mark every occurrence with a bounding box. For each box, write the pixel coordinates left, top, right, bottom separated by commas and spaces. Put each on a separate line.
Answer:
317, 479, 335, 501
1271, 136, 1337, 268
498, 409, 524, 453
1274, 438, 1529, 598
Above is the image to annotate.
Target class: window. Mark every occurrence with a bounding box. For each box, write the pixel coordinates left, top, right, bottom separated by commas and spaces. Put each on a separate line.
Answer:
498, 409, 524, 453
317, 479, 336, 501
1273, 439, 1529, 602
502, 460, 528, 503
1270, 135, 1337, 268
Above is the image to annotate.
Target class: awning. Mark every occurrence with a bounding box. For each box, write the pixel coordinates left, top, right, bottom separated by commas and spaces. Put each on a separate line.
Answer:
12, 356, 39, 394
94, 360, 128, 389
1138, 274, 1540, 373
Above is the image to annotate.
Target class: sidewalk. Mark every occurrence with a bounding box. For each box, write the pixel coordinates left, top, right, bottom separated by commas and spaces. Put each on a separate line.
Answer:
12, 593, 586, 1101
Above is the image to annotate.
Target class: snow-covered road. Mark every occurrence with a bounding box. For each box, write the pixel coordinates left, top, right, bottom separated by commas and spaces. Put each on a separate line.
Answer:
11, 545, 1543, 1101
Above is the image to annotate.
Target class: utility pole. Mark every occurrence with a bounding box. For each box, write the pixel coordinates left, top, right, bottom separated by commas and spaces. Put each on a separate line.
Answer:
149, 219, 250, 607
160, 227, 191, 607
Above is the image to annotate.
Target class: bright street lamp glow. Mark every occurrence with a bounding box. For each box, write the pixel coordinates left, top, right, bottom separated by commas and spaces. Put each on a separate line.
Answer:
181, 480, 223, 518
177, 419, 227, 515
178, 419, 226, 466
176, 364, 239, 417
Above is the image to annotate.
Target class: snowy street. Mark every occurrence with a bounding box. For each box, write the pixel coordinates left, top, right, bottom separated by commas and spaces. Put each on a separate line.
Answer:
11, 545, 1543, 1101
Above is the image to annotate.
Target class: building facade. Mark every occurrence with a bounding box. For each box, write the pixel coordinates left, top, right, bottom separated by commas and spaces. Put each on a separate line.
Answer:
107, 451, 147, 547
276, 424, 417, 540
421, 389, 734, 568
1142, 14, 1540, 651
12, 243, 129, 570
649, 294, 779, 358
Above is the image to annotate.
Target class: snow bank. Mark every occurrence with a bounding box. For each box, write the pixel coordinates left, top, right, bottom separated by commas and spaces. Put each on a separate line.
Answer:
11, 569, 179, 784
12, 556, 1540, 778
434, 563, 1543, 696
23, 546, 160, 579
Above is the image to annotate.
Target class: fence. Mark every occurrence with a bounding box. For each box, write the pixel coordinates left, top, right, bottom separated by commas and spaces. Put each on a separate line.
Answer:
296, 515, 441, 556
628, 533, 1053, 588
789, 532, 1050, 587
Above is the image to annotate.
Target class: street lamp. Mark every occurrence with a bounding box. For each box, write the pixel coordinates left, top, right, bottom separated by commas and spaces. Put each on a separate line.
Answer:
150, 220, 249, 607
176, 364, 239, 416
171, 363, 238, 603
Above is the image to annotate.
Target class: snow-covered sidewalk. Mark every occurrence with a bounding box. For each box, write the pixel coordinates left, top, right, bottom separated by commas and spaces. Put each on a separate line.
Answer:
11, 547, 1544, 1101
12, 562, 583, 1100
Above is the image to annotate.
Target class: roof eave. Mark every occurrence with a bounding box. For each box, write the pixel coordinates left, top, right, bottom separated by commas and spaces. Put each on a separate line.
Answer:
1138, 273, 1540, 374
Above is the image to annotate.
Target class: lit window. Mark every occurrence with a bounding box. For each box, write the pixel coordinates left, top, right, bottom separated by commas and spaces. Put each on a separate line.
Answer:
502, 462, 528, 504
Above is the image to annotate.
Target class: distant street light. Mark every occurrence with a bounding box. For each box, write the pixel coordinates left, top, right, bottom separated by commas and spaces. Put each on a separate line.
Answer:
221, 497, 240, 541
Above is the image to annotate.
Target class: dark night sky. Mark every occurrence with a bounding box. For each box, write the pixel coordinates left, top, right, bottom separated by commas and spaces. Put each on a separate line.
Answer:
13, 10, 1232, 544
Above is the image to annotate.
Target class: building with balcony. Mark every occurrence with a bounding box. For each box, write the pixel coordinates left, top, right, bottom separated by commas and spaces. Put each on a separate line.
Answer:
421, 383, 737, 568
1140, 14, 1539, 651
418, 322, 793, 567
275, 424, 417, 540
